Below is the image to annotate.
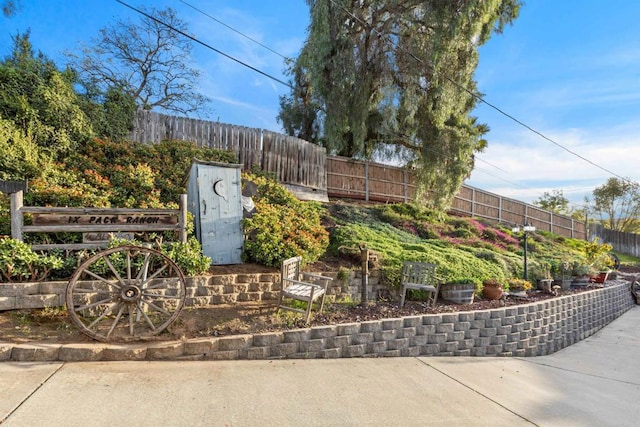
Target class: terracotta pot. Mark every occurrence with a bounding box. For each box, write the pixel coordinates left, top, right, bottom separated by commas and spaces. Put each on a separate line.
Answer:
482, 283, 503, 300
590, 271, 610, 284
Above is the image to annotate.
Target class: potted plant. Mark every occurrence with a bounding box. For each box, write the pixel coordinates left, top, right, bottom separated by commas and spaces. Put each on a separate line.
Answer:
589, 254, 615, 284
572, 262, 596, 287
481, 278, 503, 300
554, 257, 574, 290
533, 261, 553, 291
506, 278, 532, 296
441, 278, 480, 304
584, 238, 614, 283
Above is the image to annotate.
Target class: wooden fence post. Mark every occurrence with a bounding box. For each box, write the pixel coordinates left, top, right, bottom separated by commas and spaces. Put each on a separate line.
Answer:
360, 244, 369, 305
179, 193, 188, 243
10, 190, 23, 241
365, 161, 370, 202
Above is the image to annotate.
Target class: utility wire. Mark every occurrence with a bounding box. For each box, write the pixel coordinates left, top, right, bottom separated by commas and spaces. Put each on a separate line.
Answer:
115, 0, 293, 89
472, 166, 530, 190
119, 0, 613, 205
473, 155, 511, 175
327, 0, 632, 185
179, 0, 292, 61
178, 0, 607, 200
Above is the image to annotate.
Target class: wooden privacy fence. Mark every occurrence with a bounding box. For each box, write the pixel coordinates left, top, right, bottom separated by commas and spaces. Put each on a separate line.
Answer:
452, 185, 586, 239
589, 223, 640, 257
326, 156, 586, 240
130, 112, 586, 239
130, 110, 327, 199
327, 156, 417, 202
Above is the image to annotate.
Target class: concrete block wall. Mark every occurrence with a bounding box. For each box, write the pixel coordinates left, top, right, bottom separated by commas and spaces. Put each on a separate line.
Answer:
0, 270, 375, 311
0, 282, 635, 362
191, 282, 633, 360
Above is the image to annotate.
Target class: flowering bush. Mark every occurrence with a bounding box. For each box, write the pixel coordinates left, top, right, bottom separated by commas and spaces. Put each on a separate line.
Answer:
506, 278, 533, 291
242, 173, 329, 267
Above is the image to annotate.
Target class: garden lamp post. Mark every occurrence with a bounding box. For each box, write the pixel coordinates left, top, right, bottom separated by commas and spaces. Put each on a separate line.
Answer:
512, 223, 536, 280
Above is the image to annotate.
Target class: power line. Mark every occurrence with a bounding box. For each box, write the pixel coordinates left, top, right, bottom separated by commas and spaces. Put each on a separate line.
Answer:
326, 0, 633, 185
471, 165, 530, 190
473, 155, 511, 175
114, 0, 292, 89
178, 0, 291, 61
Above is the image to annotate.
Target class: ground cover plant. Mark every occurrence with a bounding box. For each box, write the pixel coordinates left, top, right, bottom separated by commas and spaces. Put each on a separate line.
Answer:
0, 137, 631, 341
323, 201, 603, 296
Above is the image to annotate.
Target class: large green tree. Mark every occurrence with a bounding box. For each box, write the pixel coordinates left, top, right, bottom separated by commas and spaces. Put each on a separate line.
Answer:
67, 6, 210, 116
534, 190, 570, 214
279, 0, 520, 209
589, 177, 640, 232
0, 32, 93, 160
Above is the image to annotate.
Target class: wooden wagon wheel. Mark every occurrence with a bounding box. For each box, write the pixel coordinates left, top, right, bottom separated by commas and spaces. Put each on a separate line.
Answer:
631, 276, 640, 305
65, 245, 186, 342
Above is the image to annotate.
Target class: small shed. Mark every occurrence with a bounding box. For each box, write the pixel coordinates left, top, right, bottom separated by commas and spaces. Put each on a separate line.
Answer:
186, 160, 244, 265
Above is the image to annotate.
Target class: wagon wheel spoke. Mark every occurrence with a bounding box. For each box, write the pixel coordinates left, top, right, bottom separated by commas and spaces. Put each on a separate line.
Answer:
140, 264, 169, 287
136, 251, 152, 281
79, 269, 123, 291
76, 295, 119, 312
106, 304, 127, 338
87, 301, 120, 329
103, 253, 126, 287
138, 301, 158, 330
66, 245, 186, 342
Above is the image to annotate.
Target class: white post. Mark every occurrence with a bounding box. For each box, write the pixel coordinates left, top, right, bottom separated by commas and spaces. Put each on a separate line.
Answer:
179, 193, 188, 243
10, 190, 23, 241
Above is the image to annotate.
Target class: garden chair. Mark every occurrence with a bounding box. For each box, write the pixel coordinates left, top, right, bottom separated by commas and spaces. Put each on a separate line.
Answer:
399, 261, 441, 308
277, 256, 333, 323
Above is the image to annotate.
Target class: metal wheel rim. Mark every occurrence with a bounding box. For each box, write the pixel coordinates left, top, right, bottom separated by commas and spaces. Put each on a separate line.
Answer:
66, 245, 186, 342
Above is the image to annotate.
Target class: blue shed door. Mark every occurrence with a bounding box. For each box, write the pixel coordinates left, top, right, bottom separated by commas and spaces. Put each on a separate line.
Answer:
196, 164, 243, 264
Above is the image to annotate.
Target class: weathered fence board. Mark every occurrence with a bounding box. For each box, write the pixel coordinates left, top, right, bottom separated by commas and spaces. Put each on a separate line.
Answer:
130, 112, 585, 239
325, 156, 585, 239
589, 223, 639, 256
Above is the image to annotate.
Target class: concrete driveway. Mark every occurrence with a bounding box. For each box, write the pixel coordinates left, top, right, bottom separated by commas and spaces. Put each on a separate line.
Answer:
1, 306, 639, 426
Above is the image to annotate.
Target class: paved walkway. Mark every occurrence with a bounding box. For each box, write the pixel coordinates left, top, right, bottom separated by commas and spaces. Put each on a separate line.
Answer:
1, 306, 639, 426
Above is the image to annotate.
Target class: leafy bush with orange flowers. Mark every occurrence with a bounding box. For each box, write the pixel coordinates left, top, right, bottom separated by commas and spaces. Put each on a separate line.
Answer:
242, 171, 329, 267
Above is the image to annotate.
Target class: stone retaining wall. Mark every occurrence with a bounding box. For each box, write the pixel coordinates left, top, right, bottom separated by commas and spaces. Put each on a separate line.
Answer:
0, 270, 381, 311
0, 282, 635, 362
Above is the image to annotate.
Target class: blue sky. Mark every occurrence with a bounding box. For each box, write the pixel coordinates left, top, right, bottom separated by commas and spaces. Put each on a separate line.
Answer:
2, 1, 640, 210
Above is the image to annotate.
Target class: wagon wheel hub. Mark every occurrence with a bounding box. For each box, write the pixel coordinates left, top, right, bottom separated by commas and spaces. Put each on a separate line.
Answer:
121, 285, 142, 302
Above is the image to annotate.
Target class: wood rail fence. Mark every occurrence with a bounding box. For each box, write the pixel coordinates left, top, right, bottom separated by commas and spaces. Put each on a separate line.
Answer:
9, 190, 188, 251
130, 111, 586, 240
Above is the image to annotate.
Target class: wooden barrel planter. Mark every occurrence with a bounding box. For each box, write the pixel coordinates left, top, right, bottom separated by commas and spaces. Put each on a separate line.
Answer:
441, 283, 475, 304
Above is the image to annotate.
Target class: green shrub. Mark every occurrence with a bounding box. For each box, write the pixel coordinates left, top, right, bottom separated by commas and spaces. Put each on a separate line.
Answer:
104, 237, 211, 277
26, 166, 111, 208
0, 238, 63, 282
0, 118, 50, 181
65, 138, 236, 207
160, 237, 211, 276
242, 173, 329, 267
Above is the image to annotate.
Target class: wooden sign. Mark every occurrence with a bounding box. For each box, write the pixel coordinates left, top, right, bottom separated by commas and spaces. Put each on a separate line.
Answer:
31, 213, 178, 226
